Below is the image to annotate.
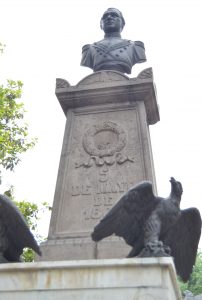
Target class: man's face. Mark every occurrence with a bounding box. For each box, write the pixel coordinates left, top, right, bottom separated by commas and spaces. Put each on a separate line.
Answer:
101, 10, 123, 33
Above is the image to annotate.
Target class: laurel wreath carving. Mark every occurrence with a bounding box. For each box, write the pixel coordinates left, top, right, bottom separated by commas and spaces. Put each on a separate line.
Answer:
82, 121, 127, 158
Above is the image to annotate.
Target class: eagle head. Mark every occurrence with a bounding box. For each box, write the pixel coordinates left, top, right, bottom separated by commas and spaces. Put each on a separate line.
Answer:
170, 177, 183, 197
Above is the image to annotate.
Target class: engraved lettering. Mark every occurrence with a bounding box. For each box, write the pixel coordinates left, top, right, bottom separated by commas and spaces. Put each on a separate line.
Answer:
111, 182, 118, 193
91, 207, 103, 219
98, 164, 109, 182
83, 194, 116, 221
100, 183, 106, 194
71, 185, 80, 196
117, 182, 125, 192
71, 184, 92, 196
74, 180, 131, 221
105, 183, 111, 193
96, 181, 129, 195
94, 194, 102, 206
83, 208, 91, 220
82, 185, 92, 195
103, 195, 113, 206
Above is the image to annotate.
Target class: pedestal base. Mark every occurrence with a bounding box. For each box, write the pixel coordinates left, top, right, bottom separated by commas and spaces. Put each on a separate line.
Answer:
39, 236, 131, 261
0, 257, 182, 300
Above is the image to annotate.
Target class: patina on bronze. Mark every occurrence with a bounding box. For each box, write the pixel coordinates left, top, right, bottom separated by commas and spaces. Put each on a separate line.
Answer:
92, 177, 202, 282
0, 194, 42, 262
81, 8, 146, 74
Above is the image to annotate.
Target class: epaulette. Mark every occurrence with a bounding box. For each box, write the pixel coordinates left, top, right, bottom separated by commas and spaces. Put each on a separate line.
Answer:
82, 44, 90, 52
135, 41, 145, 49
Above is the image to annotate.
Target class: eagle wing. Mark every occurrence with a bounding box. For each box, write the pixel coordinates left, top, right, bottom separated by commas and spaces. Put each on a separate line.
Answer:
163, 207, 201, 282
92, 181, 159, 247
0, 194, 41, 261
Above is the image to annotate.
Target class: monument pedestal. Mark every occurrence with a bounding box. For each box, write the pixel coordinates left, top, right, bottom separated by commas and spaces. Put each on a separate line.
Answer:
39, 68, 159, 261
0, 258, 182, 300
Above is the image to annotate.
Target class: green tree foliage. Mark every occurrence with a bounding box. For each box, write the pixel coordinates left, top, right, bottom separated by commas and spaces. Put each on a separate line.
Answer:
1, 43, 48, 262
0, 80, 36, 172
179, 251, 202, 296
17, 200, 51, 262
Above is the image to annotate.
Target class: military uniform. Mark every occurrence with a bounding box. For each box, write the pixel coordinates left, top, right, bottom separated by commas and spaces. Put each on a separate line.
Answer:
81, 37, 146, 74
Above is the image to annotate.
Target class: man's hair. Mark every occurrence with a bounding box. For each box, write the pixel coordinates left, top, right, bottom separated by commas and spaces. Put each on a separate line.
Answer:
100, 8, 125, 31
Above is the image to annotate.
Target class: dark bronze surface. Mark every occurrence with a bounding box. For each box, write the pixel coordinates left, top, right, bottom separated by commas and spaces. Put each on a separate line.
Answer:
81, 8, 146, 74
0, 194, 42, 262
92, 177, 201, 282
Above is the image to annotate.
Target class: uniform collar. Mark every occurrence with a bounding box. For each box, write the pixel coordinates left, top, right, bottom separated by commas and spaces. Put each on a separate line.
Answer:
104, 32, 121, 38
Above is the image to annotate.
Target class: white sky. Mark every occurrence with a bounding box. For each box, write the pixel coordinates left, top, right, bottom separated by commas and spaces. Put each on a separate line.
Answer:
1, 0, 202, 244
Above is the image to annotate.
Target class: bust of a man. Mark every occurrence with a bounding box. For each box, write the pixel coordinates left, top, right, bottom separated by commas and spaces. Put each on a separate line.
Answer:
81, 8, 146, 74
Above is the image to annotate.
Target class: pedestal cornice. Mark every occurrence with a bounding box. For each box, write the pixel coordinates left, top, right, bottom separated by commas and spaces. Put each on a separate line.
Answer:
55, 68, 159, 125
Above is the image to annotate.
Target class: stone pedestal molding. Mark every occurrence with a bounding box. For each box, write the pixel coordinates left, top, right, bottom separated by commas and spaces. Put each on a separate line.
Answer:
0, 258, 182, 300
40, 69, 160, 261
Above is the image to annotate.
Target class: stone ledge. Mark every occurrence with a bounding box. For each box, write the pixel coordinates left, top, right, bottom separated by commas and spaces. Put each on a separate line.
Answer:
0, 257, 182, 300
55, 69, 159, 125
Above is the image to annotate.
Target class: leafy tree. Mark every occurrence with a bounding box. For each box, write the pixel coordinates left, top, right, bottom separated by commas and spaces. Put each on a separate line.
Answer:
17, 199, 51, 262
179, 250, 202, 296
0, 79, 36, 173
1, 45, 47, 262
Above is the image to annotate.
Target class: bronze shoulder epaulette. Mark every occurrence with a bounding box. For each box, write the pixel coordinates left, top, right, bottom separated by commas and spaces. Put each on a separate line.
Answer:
134, 41, 145, 48
82, 44, 90, 52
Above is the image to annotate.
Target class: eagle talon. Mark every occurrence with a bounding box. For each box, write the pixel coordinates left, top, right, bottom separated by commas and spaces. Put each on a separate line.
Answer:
137, 241, 170, 257
92, 178, 201, 282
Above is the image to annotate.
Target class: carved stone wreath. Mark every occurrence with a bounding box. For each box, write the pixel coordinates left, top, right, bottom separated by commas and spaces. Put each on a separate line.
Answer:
82, 121, 127, 158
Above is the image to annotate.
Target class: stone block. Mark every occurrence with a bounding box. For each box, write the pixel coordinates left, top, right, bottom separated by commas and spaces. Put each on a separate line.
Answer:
0, 257, 182, 300
40, 69, 159, 261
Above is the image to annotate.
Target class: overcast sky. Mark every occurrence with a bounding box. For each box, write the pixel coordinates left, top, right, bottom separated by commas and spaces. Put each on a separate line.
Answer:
1, 0, 202, 243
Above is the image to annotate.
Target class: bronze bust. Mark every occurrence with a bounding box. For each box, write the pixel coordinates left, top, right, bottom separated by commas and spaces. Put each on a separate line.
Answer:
81, 8, 146, 74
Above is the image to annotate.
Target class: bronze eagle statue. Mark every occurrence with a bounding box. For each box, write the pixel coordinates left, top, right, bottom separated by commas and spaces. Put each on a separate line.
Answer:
0, 194, 42, 262
92, 177, 201, 282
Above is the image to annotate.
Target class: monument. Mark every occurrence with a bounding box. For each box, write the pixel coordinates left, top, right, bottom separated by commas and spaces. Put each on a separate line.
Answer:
0, 8, 184, 300
39, 7, 159, 261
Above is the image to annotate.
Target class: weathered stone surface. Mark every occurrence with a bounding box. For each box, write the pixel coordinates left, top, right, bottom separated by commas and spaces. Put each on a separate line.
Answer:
0, 258, 182, 300
56, 69, 159, 125
39, 69, 159, 261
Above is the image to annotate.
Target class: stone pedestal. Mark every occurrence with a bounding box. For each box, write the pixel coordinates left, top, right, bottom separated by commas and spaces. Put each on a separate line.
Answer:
0, 258, 182, 300
40, 68, 159, 261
